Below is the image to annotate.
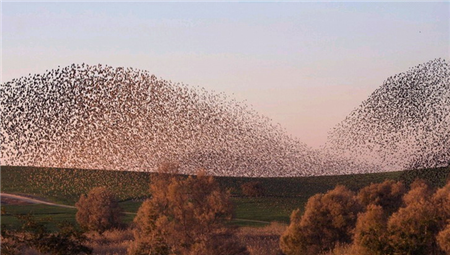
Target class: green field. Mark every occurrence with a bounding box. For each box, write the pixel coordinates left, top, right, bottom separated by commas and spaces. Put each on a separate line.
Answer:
2, 165, 449, 229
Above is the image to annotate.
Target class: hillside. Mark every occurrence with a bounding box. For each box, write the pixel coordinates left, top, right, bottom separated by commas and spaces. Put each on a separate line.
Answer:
2, 165, 449, 205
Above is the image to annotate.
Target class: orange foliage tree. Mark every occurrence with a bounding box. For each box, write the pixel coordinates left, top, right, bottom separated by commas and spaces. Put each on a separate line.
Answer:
280, 185, 362, 254
128, 168, 248, 255
75, 187, 124, 233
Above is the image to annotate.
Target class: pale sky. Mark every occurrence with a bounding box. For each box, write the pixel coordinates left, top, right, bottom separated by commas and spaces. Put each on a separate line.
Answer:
2, 2, 449, 148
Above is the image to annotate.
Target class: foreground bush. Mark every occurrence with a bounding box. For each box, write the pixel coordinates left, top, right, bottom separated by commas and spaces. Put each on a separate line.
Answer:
282, 179, 450, 255
1, 215, 91, 255
76, 187, 124, 233
357, 180, 406, 215
237, 222, 286, 255
353, 204, 389, 255
84, 228, 134, 255
129, 169, 248, 255
437, 223, 450, 254
280, 185, 361, 254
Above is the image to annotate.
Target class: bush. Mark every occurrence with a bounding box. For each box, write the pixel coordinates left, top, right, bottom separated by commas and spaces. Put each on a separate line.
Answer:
241, 181, 265, 197
437, 223, 450, 254
0, 215, 91, 255
280, 185, 362, 254
75, 187, 124, 233
129, 169, 248, 255
386, 180, 441, 254
353, 205, 389, 255
357, 180, 406, 214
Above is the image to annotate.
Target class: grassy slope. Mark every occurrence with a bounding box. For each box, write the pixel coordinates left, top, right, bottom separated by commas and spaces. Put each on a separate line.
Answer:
2, 165, 449, 228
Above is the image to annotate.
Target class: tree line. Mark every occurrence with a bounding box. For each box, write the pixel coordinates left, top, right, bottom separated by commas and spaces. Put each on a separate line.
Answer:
281, 179, 450, 255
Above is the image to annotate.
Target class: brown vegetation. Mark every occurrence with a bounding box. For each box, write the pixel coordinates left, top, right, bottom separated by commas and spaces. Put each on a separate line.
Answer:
128, 168, 248, 255
0, 215, 91, 255
84, 229, 134, 255
280, 185, 361, 254
241, 181, 265, 197
237, 222, 286, 255
283, 179, 450, 255
75, 187, 124, 233
357, 180, 406, 214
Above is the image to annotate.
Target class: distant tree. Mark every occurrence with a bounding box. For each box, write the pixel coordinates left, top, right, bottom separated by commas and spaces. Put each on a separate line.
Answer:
129, 169, 248, 255
241, 181, 265, 197
280, 185, 362, 254
75, 187, 124, 233
357, 180, 406, 214
353, 204, 390, 255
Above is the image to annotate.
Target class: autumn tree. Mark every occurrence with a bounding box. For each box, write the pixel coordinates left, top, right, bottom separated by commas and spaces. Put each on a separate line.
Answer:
437, 223, 450, 254
75, 187, 124, 233
357, 180, 406, 214
128, 169, 248, 255
353, 204, 390, 255
280, 185, 361, 254
241, 181, 265, 197
386, 180, 441, 254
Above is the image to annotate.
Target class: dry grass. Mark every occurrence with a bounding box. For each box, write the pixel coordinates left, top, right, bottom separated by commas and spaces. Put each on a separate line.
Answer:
84, 228, 134, 255
237, 222, 287, 255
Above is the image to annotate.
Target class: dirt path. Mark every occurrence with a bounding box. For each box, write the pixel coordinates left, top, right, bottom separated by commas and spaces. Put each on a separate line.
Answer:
0, 193, 271, 223
1, 193, 75, 209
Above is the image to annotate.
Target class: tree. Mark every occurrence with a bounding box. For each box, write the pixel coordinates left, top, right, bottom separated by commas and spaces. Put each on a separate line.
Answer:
280, 185, 362, 254
279, 209, 305, 255
433, 181, 450, 229
353, 205, 390, 255
129, 169, 248, 255
241, 181, 265, 197
357, 180, 406, 214
75, 187, 124, 233
386, 180, 441, 254
437, 222, 450, 254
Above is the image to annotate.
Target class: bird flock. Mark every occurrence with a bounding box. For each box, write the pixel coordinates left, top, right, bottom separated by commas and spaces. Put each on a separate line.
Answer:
327, 58, 450, 171
1, 59, 448, 177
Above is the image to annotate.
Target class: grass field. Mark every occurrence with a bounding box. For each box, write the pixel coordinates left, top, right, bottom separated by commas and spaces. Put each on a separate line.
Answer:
2, 165, 449, 229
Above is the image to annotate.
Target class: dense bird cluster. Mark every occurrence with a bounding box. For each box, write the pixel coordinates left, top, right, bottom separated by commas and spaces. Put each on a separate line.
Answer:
327, 58, 450, 171
1, 59, 446, 177
1, 63, 373, 177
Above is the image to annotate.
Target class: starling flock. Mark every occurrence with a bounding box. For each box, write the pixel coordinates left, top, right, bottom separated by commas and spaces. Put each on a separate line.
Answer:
1, 59, 448, 177
327, 58, 449, 171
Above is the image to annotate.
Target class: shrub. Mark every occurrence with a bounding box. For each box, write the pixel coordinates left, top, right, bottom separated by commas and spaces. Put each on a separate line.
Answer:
386, 180, 441, 254
0, 215, 91, 255
437, 222, 450, 254
241, 181, 265, 197
357, 180, 406, 214
129, 169, 248, 255
238, 222, 286, 255
353, 205, 390, 255
75, 187, 124, 233
280, 185, 362, 254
